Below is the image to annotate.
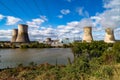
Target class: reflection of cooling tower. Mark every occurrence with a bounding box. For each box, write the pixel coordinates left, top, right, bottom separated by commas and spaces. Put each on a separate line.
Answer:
104, 28, 115, 43
11, 29, 18, 42
16, 24, 30, 42
82, 27, 93, 42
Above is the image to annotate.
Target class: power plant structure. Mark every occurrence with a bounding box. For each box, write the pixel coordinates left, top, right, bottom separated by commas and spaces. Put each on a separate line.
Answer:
45, 38, 51, 42
82, 26, 93, 42
45, 38, 52, 44
11, 29, 18, 42
16, 24, 30, 42
104, 28, 115, 43
10, 24, 117, 43
11, 24, 30, 43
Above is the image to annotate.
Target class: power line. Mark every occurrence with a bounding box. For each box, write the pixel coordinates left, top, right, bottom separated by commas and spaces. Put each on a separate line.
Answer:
0, 0, 25, 23
33, 0, 43, 15
24, 0, 36, 17
25, 0, 51, 25
14, 0, 31, 18
32, 0, 51, 27
41, 0, 53, 25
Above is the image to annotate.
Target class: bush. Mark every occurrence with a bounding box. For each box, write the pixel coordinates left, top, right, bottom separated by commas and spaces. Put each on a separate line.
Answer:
113, 42, 120, 63
20, 44, 29, 48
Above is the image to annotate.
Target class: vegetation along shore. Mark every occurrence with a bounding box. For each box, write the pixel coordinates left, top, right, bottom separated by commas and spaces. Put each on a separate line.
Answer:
0, 41, 120, 80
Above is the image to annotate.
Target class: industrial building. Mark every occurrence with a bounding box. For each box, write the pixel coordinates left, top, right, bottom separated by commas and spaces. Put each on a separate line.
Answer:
104, 28, 115, 43
82, 26, 93, 42
11, 24, 30, 43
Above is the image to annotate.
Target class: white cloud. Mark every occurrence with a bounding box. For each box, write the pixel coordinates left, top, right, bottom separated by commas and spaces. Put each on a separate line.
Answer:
115, 27, 120, 40
27, 21, 40, 29
67, 0, 72, 2
84, 11, 89, 18
89, 0, 120, 40
27, 18, 45, 29
77, 7, 84, 16
71, 30, 80, 34
28, 21, 81, 40
56, 21, 81, 39
0, 30, 12, 41
57, 15, 63, 19
67, 21, 79, 27
100, 9, 120, 29
0, 14, 5, 20
60, 9, 70, 15
57, 9, 70, 19
91, 16, 101, 27
103, 0, 120, 9
32, 18, 44, 25
92, 0, 120, 29
78, 18, 93, 27
40, 15, 48, 21
77, 7, 89, 17
6, 16, 22, 25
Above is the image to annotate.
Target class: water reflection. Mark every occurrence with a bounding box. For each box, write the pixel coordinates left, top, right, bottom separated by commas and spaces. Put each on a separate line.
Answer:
0, 48, 74, 69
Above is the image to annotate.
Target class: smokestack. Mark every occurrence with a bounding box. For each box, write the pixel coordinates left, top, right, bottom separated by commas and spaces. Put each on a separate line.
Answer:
82, 27, 93, 42
104, 28, 115, 43
11, 29, 18, 42
16, 24, 30, 42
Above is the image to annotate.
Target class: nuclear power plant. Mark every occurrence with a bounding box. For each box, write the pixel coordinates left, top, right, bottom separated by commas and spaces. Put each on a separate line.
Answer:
11, 24, 30, 43
11, 29, 18, 42
16, 24, 30, 42
45, 38, 52, 42
10, 24, 117, 44
82, 27, 93, 42
104, 28, 115, 43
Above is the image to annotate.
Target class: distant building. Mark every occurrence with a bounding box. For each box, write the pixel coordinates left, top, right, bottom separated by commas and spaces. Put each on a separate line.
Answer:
59, 38, 71, 44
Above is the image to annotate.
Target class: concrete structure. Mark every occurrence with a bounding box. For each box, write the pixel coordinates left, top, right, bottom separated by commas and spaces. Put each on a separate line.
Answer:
59, 38, 71, 44
16, 24, 30, 42
104, 28, 115, 43
82, 27, 93, 42
45, 38, 52, 44
11, 29, 18, 42
45, 38, 52, 42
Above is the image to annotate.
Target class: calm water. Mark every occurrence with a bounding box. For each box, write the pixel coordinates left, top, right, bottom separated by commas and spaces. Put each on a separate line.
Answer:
0, 48, 74, 69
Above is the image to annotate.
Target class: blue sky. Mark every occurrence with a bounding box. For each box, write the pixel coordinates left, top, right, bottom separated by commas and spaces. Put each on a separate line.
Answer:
0, 0, 103, 28
0, 0, 120, 41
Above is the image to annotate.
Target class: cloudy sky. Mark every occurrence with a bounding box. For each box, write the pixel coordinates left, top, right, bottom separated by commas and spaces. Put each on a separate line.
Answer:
0, 0, 120, 41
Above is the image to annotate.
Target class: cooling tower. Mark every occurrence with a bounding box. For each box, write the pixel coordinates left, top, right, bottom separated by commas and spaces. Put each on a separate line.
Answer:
45, 38, 52, 42
16, 24, 30, 42
104, 28, 115, 43
82, 27, 93, 42
11, 29, 18, 42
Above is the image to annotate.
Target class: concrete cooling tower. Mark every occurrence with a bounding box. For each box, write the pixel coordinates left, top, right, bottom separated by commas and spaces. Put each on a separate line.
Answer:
45, 38, 52, 42
11, 29, 18, 42
16, 24, 30, 42
82, 27, 93, 42
104, 28, 115, 43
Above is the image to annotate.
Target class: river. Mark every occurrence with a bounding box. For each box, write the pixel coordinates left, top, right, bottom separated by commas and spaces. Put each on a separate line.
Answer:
0, 48, 74, 69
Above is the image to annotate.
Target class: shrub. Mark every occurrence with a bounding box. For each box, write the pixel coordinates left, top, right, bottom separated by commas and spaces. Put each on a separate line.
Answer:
20, 44, 29, 48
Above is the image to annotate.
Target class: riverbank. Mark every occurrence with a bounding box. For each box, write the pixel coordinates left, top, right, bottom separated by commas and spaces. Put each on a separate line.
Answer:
0, 41, 71, 48
1, 41, 120, 80
0, 60, 120, 80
